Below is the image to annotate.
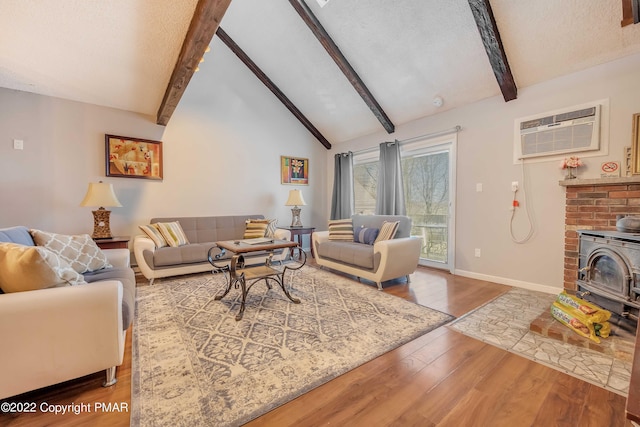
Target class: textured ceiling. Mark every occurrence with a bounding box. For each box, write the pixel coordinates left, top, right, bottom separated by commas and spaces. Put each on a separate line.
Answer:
1, 0, 640, 144
0, 0, 198, 116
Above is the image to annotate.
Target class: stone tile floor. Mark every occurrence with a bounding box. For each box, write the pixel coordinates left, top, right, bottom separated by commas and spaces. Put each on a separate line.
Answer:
447, 287, 632, 396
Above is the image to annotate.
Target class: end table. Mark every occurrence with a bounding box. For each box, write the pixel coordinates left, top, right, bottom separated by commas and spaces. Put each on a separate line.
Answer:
94, 236, 130, 250
278, 226, 315, 258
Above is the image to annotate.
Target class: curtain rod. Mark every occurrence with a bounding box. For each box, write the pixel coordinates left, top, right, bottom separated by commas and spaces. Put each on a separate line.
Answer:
349, 125, 461, 155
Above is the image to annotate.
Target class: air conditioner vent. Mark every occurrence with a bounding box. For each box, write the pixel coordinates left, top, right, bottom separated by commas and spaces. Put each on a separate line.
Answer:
515, 103, 601, 160
555, 107, 596, 123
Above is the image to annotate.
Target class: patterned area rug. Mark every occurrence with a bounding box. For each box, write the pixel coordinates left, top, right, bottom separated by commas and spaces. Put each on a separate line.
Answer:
448, 288, 632, 396
131, 265, 454, 426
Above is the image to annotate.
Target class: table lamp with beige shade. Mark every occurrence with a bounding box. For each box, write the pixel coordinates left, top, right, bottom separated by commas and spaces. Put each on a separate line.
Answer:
285, 189, 306, 227
80, 181, 122, 239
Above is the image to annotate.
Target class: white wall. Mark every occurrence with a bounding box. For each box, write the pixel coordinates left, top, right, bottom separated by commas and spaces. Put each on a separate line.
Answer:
330, 52, 640, 293
0, 36, 328, 255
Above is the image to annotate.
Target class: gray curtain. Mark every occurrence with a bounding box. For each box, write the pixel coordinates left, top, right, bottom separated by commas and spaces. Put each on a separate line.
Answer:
330, 152, 354, 220
376, 141, 406, 215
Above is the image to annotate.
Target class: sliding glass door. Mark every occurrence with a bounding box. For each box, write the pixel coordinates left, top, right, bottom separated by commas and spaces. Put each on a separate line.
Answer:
401, 140, 455, 271
353, 135, 456, 272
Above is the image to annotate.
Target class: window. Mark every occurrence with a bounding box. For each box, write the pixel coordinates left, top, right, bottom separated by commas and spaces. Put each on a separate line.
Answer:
353, 153, 378, 215
402, 149, 450, 262
352, 135, 456, 269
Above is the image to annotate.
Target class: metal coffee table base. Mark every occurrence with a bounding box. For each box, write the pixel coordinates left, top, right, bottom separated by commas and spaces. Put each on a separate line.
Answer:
208, 246, 306, 321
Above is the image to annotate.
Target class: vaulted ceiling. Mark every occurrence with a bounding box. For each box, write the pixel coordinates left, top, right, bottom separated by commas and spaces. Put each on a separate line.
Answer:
2, 0, 640, 147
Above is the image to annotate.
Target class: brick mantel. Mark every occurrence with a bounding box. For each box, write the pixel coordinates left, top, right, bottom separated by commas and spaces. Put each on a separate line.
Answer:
561, 176, 640, 290
560, 176, 640, 187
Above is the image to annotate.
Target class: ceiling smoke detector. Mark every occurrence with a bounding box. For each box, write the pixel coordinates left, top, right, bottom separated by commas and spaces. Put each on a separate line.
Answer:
433, 96, 444, 108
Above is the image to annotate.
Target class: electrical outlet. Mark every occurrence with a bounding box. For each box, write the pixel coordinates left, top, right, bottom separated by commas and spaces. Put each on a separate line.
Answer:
511, 181, 519, 192
475, 248, 481, 257
476, 183, 483, 192
13, 139, 23, 150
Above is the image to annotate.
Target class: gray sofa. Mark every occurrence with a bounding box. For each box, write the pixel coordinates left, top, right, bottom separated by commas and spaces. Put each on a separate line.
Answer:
0, 226, 135, 399
134, 215, 291, 285
312, 214, 422, 290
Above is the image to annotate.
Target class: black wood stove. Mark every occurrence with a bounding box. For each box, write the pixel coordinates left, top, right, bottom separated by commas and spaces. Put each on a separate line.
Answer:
577, 230, 640, 330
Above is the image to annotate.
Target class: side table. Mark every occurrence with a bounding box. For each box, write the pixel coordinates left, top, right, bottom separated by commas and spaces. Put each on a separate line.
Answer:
278, 226, 315, 258
94, 236, 130, 250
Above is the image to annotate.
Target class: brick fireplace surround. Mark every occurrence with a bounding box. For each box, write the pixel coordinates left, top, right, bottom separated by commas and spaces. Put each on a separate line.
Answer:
561, 176, 640, 291
560, 177, 640, 425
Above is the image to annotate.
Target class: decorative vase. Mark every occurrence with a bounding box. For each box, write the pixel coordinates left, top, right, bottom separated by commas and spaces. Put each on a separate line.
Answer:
565, 167, 576, 179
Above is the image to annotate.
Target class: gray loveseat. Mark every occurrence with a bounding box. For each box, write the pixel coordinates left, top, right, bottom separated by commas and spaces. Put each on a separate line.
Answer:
312, 214, 422, 290
134, 215, 291, 285
0, 226, 135, 399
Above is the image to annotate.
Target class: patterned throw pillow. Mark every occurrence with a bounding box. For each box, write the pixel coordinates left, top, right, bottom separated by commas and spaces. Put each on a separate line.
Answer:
30, 229, 112, 274
244, 219, 270, 239
328, 218, 354, 241
0, 242, 86, 293
139, 224, 168, 248
375, 221, 400, 243
354, 226, 380, 245
155, 221, 189, 247
264, 219, 278, 238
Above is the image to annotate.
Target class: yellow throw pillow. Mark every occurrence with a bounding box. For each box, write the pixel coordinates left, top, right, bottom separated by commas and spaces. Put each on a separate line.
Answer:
0, 243, 86, 293
328, 218, 354, 241
30, 229, 112, 274
375, 221, 400, 243
244, 219, 270, 239
139, 224, 168, 248
155, 221, 189, 247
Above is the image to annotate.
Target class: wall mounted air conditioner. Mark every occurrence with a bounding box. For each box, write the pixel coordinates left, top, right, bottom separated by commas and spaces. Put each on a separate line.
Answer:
515, 103, 601, 160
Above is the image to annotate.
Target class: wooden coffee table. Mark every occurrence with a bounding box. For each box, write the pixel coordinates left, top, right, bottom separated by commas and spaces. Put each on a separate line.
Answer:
207, 238, 306, 320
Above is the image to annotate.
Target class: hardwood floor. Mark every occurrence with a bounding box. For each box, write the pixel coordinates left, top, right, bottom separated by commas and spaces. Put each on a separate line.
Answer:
0, 265, 632, 426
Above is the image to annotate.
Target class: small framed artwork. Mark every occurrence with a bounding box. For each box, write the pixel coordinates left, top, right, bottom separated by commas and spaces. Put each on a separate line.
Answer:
281, 156, 309, 185
105, 134, 163, 180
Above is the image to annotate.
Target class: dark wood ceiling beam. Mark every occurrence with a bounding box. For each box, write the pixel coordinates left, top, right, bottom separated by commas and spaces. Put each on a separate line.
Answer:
216, 27, 332, 149
156, 0, 232, 126
288, 0, 395, 134
468, 0, 517, 102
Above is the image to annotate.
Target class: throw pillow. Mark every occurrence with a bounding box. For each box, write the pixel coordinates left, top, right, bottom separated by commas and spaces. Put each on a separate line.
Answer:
375, 221, 400, 243
0, 243, 86, 293
155, 221, 189, 247
354, 226, 380, 245
328, 218, 354, 241
244, 219, 270, 239
264, 219, 278, 239
139, 224, 168, 248
30, 229, 112, 274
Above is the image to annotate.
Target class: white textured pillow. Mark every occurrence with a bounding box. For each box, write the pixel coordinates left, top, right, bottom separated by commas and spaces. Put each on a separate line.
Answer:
0, 243, 86, 293
30, 230, 112, 274
265, 219, 278, 238
139, 224, 168, 248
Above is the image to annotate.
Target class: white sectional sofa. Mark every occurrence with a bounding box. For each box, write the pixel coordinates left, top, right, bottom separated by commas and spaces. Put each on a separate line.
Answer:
0, 226, 135, 399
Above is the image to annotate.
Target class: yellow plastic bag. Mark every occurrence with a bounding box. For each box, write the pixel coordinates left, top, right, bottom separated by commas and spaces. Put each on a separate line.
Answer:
555, 291, 611, 324
550, 302, 610, 343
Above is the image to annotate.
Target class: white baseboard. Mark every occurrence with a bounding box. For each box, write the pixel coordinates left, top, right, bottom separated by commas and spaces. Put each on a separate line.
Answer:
454, 269, 561, 295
